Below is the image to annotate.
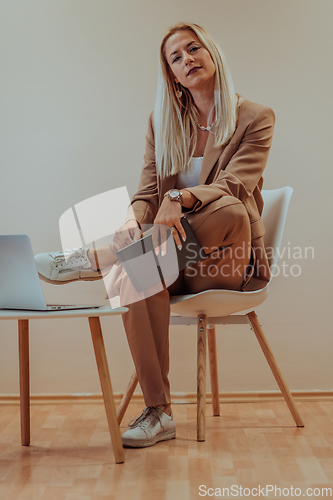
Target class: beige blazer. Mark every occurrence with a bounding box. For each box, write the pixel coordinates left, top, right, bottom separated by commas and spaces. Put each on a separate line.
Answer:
128, 98, 276, 290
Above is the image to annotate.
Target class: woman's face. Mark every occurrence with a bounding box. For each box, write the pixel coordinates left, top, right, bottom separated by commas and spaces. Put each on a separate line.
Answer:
164, 30, 216, 93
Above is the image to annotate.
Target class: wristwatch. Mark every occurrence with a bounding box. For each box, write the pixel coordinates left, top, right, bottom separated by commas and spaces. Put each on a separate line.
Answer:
165, 188, 184, 205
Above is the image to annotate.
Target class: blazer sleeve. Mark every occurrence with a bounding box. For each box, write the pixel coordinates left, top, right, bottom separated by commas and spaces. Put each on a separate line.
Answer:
185, 105, 275, 211
126, 112, 159, 225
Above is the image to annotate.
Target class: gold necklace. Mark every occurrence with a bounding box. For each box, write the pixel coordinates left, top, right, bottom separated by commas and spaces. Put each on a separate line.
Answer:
196, 120, 216, 132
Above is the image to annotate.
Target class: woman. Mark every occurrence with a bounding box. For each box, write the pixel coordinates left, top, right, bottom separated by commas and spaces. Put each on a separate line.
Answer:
35, 22, 275, 448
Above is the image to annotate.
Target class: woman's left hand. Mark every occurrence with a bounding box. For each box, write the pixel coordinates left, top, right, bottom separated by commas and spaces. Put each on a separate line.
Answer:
153, 197, 186, 255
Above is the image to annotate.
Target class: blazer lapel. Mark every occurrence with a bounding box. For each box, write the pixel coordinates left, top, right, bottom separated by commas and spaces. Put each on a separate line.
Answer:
199, 129, 225, 185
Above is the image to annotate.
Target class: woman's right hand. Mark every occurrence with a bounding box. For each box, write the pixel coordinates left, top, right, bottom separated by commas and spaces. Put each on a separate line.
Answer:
113, 219, 142, 252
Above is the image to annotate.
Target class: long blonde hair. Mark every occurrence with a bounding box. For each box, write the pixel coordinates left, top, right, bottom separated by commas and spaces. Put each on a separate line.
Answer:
155, 22, 241, 178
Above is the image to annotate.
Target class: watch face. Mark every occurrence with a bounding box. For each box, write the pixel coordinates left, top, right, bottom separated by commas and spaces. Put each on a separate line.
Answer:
169, 189, 179, 198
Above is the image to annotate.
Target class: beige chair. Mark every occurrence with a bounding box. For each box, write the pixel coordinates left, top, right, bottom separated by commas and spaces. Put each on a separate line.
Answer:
117, 187, 304, 440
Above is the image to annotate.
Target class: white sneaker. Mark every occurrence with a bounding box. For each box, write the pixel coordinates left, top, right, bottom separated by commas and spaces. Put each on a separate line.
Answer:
122, 406, 176, 448
34, 248, 104, 284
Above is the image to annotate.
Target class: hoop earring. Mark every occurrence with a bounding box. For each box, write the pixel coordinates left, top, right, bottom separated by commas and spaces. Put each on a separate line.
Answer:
175, 83, 182, 99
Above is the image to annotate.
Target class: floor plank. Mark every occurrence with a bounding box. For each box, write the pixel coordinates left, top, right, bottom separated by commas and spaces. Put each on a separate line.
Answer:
0, 401, 333, 499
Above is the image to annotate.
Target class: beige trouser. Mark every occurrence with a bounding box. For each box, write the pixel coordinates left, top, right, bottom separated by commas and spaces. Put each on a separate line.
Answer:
115, 197, 252, 407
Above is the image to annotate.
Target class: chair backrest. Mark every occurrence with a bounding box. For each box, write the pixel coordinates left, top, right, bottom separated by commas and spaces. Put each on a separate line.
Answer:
261, 187, 293, 269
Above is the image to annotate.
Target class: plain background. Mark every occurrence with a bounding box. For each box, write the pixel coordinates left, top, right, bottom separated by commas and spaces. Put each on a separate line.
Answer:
0, 0, 332, 398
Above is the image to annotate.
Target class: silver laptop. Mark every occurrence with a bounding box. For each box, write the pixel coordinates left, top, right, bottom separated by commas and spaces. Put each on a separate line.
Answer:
0, 235, 100, 311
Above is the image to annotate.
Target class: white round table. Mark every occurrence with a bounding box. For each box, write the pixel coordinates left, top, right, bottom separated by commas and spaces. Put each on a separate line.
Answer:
0, 305, 128, 464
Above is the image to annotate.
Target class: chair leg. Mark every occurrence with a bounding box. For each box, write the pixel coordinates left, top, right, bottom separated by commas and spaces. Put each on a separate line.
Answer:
117, 369, 139, 425
88, 317, 125, 464
18, 319, 30, 446
197, 314, 207, 441
207, 325, 220, 416
247, 311, 304, 427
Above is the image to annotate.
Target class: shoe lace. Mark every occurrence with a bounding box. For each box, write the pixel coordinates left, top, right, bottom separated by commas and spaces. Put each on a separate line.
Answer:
128, 406, 164, 429
53, 248, 87, 265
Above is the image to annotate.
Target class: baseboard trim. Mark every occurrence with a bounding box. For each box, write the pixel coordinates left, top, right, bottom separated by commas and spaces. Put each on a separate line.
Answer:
0, 390, 332, 405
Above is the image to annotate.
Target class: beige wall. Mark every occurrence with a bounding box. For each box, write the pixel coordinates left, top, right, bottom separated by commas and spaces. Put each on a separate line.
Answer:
1, 0, 332, 397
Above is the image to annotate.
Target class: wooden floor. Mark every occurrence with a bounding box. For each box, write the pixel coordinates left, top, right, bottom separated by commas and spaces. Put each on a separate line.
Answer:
1, 401, 333, 499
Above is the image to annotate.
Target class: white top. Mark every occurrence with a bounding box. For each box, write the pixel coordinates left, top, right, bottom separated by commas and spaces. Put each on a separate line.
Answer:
175, 157, 203, 189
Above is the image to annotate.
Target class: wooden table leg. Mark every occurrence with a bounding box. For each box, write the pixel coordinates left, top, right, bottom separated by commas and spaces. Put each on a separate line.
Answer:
18, 319, 30, 446
88, 317, 125, 464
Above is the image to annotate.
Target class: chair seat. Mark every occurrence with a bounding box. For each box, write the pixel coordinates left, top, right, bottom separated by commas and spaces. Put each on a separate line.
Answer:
170, 284, 270, 318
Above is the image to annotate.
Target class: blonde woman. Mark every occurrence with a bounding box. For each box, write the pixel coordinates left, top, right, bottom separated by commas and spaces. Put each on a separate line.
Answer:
35, 22, 275, 448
